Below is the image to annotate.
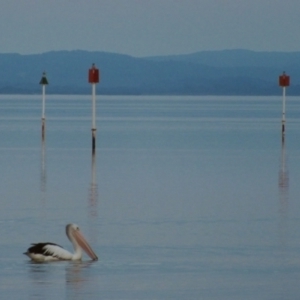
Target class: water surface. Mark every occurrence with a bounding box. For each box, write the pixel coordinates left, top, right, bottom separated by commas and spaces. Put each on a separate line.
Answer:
0, 95, 300, 299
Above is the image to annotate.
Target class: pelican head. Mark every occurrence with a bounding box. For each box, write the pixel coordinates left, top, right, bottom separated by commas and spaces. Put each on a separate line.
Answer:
66, 224, 98, 261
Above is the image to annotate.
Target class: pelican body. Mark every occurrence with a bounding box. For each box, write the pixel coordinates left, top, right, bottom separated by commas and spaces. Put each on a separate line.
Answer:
24, 224, 98, 262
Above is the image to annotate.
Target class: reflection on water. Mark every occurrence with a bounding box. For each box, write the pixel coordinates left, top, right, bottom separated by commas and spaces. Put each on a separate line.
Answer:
27, 261, 58, 299
278, 139, 289, 247
87, 153, 99, 246
40, 139, 47, 221
277, 138, 290, 300
40, 139, 47, 199
89, 153, 98, 218
27, 260, 96, 300
278, 139, 289, 212
65, 260, 94, 286
65, 260, 97, 300
2, 95, 300, 299
28, 261, 51, 282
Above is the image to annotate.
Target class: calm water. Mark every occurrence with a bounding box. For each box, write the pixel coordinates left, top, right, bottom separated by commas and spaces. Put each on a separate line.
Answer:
0, 95, 300, 299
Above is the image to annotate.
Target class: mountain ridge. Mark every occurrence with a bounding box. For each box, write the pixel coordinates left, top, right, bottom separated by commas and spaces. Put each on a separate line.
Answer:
0, 49, 298, 95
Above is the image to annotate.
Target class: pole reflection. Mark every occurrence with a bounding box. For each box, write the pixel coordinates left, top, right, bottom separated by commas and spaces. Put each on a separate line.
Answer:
278, 139, 289, 247
87, 152, 99, 247
40, 139, 47, 205
89, 153, 98, 218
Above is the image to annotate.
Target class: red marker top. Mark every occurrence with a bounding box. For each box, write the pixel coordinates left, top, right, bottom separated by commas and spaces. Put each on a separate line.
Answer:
88, 63, 100, 83
279, 72, 290, 87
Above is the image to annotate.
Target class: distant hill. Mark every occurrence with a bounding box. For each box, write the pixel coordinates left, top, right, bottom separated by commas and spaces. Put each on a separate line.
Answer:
149, 49, 300, 68
0, 49, 299, 95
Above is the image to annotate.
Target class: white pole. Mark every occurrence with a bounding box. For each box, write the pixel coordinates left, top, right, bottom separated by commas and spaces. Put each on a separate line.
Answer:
282, 86, 286, 139
42, 84, 46, 139
42, 85, 46, 118
92, 83, 96, 130
92, 83, 96, 152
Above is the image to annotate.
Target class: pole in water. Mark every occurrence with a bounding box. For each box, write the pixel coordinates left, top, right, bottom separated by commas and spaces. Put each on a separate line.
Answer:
282, 86, 286, 139
39, 72, 49, 140
92, 128, 96, 153
88, 63, 100, 153
278, 72, 290, 141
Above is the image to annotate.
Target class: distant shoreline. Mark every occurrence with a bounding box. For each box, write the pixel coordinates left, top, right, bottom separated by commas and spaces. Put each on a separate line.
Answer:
0, 49, 299, 96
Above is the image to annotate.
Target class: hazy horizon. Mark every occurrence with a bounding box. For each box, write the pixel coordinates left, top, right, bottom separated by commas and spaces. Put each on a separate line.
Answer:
1, 0, 300, 57
2, 48, 300, 58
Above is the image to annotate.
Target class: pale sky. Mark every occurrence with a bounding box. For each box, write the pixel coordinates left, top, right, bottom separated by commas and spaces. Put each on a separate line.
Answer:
0, 0, 300, 56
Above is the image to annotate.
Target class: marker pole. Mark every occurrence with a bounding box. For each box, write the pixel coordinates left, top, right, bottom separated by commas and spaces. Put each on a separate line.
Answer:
88, 64, 100, 153
278, 72, 290, 142
282, 86, 286, 139
39, 72, 48, 140
92, 83, 96, 153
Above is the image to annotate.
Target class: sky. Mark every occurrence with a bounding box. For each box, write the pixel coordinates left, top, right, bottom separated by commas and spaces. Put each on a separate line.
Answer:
0, 0, 300, 57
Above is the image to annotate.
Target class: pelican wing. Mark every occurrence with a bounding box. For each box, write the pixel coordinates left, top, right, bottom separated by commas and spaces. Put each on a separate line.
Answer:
25, 243, 73, 261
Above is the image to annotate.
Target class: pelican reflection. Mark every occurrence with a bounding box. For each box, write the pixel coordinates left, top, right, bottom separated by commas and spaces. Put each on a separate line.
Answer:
65, 260, 96, 299
66, 260, 95, 286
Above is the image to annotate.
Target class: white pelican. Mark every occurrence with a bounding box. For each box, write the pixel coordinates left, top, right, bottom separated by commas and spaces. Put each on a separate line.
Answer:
24, 224, 98, 262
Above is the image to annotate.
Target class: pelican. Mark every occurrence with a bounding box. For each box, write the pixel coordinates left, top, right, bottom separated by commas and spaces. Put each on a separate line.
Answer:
24, 224, 98, 262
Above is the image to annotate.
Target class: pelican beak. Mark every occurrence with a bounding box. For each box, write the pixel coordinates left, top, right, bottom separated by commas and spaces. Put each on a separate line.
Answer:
74, 230, 98, 261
